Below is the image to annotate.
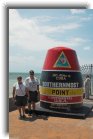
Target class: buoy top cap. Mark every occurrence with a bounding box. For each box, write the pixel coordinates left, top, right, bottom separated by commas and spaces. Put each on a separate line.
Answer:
49, 46, 74, 51
43, 46, 80, 70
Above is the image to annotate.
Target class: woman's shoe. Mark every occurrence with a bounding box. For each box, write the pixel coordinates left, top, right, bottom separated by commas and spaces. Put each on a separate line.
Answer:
22, 114, 26, 118
18, 115, 22, 119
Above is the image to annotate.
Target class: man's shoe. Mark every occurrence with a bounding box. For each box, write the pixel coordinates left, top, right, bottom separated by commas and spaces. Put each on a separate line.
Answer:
32, 113, 37, 118
28, 113, 32, 116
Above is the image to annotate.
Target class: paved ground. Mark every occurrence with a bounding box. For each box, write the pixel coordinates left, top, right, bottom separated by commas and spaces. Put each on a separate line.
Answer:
9, 99, 93, 139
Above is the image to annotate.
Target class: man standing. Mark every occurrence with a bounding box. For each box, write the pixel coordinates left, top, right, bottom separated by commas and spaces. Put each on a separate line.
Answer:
84, 75, 91, 99
25, 70, 39, 116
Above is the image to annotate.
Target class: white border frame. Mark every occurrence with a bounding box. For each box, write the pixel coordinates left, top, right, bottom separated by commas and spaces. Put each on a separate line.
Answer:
0, 1, 93, 139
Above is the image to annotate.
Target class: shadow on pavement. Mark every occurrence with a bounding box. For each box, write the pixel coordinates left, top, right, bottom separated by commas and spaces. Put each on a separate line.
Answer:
87, 109, 93, 118
20, 115, 48, 122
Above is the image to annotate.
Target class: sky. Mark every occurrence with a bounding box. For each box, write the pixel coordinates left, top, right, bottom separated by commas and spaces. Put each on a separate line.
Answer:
9, 9, 93, 73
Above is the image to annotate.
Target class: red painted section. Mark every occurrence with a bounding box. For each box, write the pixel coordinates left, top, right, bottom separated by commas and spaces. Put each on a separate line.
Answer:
40, 95, 83, 103
43, 47, 80, 70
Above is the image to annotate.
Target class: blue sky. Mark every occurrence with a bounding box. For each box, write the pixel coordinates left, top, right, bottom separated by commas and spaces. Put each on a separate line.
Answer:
9, 9, 93, 73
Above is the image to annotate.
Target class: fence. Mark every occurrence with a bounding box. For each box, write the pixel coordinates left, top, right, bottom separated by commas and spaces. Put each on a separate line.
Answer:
80, 64, 93, 95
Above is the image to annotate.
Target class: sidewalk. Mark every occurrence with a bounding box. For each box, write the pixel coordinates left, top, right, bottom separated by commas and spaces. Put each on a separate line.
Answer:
9, 100, 93, 139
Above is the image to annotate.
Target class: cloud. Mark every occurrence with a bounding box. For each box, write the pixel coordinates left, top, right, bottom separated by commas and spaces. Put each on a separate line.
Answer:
65, 37, 87, 46
70, 9, 85, 14
80, 17, 92, 22
62, 14, 92, 24
9, 9, 59, 51
41, 23, 80, 33
9, 9, 83, 51
83, 46, 91, 50
31, 16, 57, 23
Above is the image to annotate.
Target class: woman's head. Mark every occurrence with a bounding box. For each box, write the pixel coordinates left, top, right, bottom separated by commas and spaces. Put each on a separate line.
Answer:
17, 76, 22, 84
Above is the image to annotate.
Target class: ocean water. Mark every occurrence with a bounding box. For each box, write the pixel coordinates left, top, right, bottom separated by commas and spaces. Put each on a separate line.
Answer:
9, 72, 41, 97
9, 72, 93, 97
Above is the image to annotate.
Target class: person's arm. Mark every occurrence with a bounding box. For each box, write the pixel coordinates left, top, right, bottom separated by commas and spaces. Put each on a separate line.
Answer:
37, 85, 40, 100
24, 79, 29, 97
37, 85, 39, 92
36, 78, 39, 92
89, 79, 91, 93
13, 87, 16, 100
25, 87, 29, 97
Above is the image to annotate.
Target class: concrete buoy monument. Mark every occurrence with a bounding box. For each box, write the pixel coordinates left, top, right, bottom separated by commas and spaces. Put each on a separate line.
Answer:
40, 47, 83, 110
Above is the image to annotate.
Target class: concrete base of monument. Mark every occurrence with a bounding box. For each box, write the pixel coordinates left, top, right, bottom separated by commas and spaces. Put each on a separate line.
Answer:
25, 102, 93, 119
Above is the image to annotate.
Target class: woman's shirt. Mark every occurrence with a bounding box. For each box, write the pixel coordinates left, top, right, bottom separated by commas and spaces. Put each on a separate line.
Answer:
13, 82, 26, 96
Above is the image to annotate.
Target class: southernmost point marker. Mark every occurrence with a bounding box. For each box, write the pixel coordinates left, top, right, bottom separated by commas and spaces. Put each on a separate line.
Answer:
40, 47, 83, 110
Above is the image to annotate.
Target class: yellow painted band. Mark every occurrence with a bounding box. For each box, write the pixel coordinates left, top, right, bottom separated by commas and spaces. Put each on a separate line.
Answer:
39, 86, 83, 96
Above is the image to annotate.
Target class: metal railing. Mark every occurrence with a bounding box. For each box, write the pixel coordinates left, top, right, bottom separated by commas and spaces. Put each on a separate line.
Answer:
80, 64, 93, 95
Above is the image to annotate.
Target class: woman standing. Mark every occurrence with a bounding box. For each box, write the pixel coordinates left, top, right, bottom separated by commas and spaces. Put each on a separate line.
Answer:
12, 76, 27, 119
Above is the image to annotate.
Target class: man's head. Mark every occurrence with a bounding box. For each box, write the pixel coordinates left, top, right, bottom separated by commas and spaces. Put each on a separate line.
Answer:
29, 70, 34, 79
17, 76, 22, 84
